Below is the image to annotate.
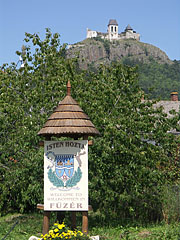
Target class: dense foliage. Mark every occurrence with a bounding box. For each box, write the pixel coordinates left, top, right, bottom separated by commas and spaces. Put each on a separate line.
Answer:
0, 30, 180, 223
122, 58, 180, 100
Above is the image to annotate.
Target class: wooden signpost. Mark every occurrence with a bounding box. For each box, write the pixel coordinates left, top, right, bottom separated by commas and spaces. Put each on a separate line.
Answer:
38, 81, 99, 235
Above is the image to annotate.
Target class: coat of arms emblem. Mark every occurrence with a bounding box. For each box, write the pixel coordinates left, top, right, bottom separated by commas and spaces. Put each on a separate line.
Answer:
46, 151, 82, 188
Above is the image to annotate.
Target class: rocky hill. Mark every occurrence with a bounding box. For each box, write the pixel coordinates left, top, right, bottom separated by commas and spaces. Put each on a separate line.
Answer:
66, 38, 180, 100
67, 38, 172, 69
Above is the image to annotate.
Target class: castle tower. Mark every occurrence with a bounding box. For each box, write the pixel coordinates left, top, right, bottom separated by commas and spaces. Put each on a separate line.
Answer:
107, 19, 118, 40
124, 24, 140, 40
125, 24, 133, 33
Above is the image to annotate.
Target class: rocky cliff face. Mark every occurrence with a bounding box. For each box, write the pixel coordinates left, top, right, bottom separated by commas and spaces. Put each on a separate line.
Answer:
66, 38, 172, 69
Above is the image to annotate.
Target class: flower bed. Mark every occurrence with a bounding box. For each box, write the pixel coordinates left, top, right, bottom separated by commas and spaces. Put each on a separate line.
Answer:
34, 222, 91, 240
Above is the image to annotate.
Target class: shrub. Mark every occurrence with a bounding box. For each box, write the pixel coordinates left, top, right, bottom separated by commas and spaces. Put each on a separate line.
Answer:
161, 184, 180, 223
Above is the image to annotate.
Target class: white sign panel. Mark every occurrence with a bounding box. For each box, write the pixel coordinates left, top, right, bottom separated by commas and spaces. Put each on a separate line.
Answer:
44, 140, 88, 211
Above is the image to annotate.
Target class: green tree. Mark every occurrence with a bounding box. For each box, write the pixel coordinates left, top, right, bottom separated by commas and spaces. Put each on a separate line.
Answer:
79, 64, 180, 222
0, 30, 179, 223
0, 29, 81, 214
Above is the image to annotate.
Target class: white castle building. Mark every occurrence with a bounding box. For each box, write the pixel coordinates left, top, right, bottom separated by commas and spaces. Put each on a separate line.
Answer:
86, 19, 140, 41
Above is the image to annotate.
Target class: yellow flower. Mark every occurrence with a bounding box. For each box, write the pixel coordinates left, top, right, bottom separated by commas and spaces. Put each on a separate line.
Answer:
58, 224, 65, 230
54, 228, 59, 232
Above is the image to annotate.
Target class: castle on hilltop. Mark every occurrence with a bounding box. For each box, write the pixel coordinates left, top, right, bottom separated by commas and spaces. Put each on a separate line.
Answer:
86, 19, 140, 41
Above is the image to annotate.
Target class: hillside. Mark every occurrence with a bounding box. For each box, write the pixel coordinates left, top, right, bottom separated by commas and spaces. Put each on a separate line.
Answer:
67, 38, 172, 69
67, 38, 180, 100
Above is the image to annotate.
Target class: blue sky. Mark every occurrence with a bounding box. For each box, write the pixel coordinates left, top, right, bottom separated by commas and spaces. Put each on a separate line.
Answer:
1, 0, 180, 66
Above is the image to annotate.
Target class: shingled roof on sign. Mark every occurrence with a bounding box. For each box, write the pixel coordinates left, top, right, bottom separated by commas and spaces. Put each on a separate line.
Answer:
38, 81, 100, 137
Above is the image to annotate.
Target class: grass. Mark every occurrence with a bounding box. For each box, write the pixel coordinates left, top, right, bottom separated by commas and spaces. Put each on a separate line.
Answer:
90, 224, 180, 239
1, 212, 180, 240
0, 213, 43, 240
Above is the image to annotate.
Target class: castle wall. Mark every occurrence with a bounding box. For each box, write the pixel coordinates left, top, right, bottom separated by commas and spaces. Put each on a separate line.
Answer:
124, 31, 140, 40
86, 22, 140, 41
86, 28, 97, 38
108, 32, 119, 41
86, 30, 140, 41
119, 31, 140, 41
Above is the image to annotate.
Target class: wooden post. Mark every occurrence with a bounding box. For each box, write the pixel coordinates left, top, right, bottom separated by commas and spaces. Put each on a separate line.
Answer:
42, 211, 51, 235
82, 211, 88, 234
